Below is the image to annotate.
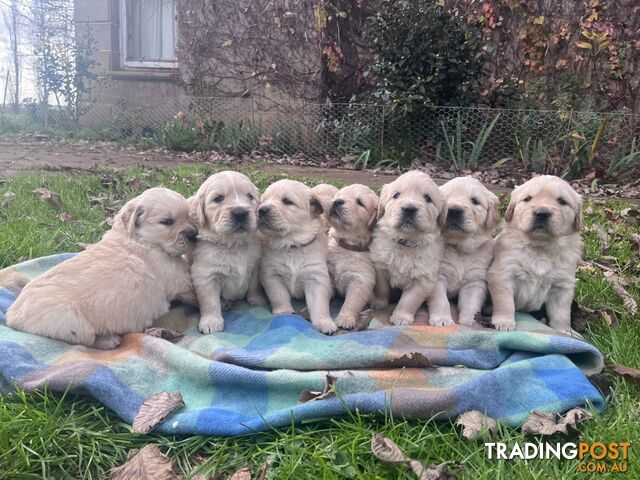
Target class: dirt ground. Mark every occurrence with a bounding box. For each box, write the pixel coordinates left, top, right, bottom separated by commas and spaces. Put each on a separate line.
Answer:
1, 138, 638, 199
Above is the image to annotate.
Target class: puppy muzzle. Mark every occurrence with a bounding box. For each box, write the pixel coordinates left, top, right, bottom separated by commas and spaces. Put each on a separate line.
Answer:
530, 209, 552, 232
444, 207, 465, 231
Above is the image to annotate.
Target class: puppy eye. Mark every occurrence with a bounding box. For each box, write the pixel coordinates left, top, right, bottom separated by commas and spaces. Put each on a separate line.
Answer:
424, 194, 432, 203
213, 195, 224, 203
160, 218, 174, 226
392, 192, 400, 199
523, 195, 532, 203
356, 199, 364, 207
247, 193, 254, 201
282, 197, 295, 206
471, 197, 480, 206
557, 197, 568, 206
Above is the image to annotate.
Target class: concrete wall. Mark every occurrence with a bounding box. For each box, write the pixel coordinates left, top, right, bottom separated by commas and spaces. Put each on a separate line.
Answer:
74, 0, 185, 101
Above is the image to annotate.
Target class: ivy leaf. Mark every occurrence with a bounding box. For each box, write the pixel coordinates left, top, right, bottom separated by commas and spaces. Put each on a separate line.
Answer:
575, 41, 593, 49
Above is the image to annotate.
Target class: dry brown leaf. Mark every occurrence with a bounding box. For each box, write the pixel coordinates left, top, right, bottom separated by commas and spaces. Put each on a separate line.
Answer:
591, 223, 609, 252
2, 191, 16, 207
228, 467, 252, 480
255, 459, 273, 480
521, 408, 592, 436
133, 392, 185, 433
145, 327, 185, 343
410, 460, 462, 480
299, 374, 336, 403
33, 187, 62, 208
608, 364, 640, 383
604, 271, 637, 314
89, 195, 108, 205
378, 352, 434, 368
108, 444, 180, 480
58, 212, 76, 223
600, 309, 618, 329
371, 433, 408, 465
456, 410, 497, 440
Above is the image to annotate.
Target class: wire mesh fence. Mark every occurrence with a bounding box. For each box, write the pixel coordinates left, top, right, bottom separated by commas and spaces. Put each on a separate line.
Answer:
5, 95, 640, 177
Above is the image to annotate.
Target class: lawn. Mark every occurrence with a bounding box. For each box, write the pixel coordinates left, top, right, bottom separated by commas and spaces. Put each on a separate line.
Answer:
0, 165, 638, 479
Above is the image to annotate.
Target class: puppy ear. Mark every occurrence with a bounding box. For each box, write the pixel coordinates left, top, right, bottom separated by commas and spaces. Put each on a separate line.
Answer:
484, 192, 500, 230
189, 192, 206, 227
377, 184, 390, 220
367, 208, 378, 231
114, 201, 144, 236
574, 196, 584, 232
436, 196, 447, 229
504, 186, 520, 223
310, 194, 324, 217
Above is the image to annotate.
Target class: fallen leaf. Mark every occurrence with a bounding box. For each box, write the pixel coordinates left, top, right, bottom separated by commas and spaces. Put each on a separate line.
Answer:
255, 459, 273, 480
522, 408, 592, 436
600, 309, 618, 329
588, 373, 613, 398
603, 271, 637, 314
89, 195, 108, 205
108, 444, 180, 480
33, 187, 62, 208
228, 467, 252, 480
371, 433, 408, 465
608, 364, 640, 383
299, 374, 336, 403
629, 233, 640, 254
410, 460, 462, 480
127, 178, 142, 190
144, 328, 185, 343
378, 352, 434, 368
456, 410, 497, 440
590, 223, 609, 252
133, 392, 185, 433
2, 191, 16, 207
58, 212, 76, 223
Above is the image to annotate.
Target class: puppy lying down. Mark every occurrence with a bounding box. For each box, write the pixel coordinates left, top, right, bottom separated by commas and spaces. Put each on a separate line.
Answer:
258, 179, 337, 333
6, 188, 197, 349
326, 184, 379, 329
488, 175, 583, 333
426, 177, 499, 326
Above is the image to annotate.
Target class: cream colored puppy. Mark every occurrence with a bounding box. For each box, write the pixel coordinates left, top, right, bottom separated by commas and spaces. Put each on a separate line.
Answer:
370, 170, 447, 326
258, 179, 337, 333
326, 184, 379, 329
488, 175, 583, 332
426, 177, 499, 327
311, 183, 339, 230
190, 171, 267, 334
6, 188, 197, 349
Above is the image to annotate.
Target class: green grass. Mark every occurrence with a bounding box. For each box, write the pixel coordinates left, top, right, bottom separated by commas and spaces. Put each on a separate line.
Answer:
0, 167, 639, 479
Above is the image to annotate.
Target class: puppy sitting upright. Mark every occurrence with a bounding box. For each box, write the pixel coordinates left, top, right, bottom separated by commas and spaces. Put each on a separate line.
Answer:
488, 175, 583, 332
326, 184, 379, 329
190, 171, 266, 334
370, 170, 447, 326
7, 188, 197, 349
258, 179, 337, 334
426, 177, 499, 327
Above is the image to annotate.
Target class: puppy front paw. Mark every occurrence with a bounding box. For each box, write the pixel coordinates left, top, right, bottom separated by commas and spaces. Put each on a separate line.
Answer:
492, 315, 516, 331
428, 312, 454, 327
247, 292, 269, 307
312, 316, 338, 334
335, 311, 357, 329
93, 334, 122, 349
389, 310, 416, 326
199, 314, 224, 334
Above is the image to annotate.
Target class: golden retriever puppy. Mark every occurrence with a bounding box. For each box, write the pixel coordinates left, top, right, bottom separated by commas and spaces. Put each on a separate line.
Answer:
426, 177, 499, 327
488, 175, 583, 332
370, 170, 447, 326
311, 183, 339, 230
326, 184, 379, 329
6, 188, 197, 349
189, 171, 267, 334
258, 179, 337, 333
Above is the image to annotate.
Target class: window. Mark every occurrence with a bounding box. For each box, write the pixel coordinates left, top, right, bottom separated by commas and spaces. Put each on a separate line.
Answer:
120, 0, 177, 68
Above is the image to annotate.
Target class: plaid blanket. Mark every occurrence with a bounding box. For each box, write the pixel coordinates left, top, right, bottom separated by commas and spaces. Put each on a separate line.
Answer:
0, 254, 604, 436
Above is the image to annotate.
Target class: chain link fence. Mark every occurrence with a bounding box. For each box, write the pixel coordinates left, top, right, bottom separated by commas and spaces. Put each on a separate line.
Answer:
7, 95, 640, 177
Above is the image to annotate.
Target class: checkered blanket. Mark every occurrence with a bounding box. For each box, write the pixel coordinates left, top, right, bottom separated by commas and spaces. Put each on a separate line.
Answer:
0, 254, 605, 436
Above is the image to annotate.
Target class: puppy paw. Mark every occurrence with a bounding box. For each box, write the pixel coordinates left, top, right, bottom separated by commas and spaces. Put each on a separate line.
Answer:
93, 334, 122, 349
199, 314, 224, 334
492, 315, 516, 331
312, 316, 338, 334
389, 311, 416, 326
369, 296, 389, 310
428, 313, 455, 327
247, 292, 269, 307
335, 312, 357, 330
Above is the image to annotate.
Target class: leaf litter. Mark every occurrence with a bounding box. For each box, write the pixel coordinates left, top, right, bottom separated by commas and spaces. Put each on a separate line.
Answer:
108, 444, 180, 480
521, 408, 592, 436
132, 392, 185, 433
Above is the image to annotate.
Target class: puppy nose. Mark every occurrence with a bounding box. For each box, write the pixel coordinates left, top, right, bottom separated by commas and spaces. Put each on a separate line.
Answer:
232, 208, 248, 222
448, 207, 463, 218
534, 209, 551, 221
402, 205, 418, 216
333, 198, 345, 208
184, 228, 197, 242
258, 205, 270, 217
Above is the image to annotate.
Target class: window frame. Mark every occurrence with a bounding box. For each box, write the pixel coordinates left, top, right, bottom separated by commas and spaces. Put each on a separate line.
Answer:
119, 0, 178, 69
